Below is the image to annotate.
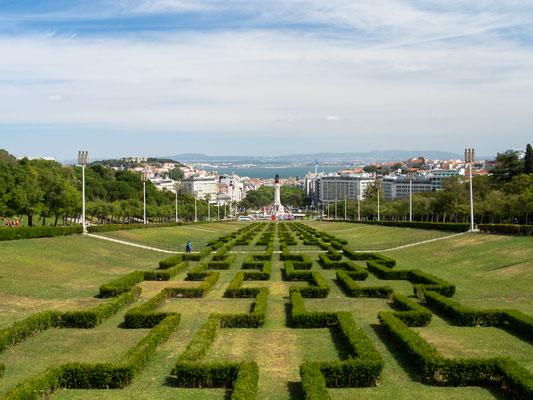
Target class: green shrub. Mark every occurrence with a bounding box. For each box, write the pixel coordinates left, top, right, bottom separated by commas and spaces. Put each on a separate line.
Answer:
0, 225, 82, 242
179, 314, 221, 362
336, 271, 392, 298
99, 271, 145, 297
0, 311, 60, 352
290, 291, 337, 328
232, 361, 259, 400
478, 224, 533, 235
159, 254, 183, 269
300, 362, 331, 400
390, 293, 432, 327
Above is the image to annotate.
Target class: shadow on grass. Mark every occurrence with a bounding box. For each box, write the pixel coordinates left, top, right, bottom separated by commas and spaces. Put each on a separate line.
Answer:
287, 381, 304, 400
329, 326, 351, 360
370, 323, 426, 383
164, 376, 233, 398
370, 323, 513, 400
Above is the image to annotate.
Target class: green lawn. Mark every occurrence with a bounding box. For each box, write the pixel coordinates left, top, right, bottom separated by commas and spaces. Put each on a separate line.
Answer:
98, 221, 247, 251
0, 223, 531, 399
301, 221, 454, 250
0, 235, 163, 327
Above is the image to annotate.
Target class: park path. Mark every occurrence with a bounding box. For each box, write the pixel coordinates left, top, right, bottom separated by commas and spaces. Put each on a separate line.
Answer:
85, 233, 183, 254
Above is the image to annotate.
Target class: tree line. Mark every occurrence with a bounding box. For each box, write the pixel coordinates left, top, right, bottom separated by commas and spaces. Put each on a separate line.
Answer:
0, 150, 228, 226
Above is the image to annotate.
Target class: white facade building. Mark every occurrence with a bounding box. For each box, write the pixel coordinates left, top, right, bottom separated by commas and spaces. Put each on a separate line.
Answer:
316, 174, 374, 204
182, 176, 218, 202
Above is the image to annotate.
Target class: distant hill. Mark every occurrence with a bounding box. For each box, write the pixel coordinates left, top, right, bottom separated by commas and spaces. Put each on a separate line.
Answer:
166, 150, 489, 164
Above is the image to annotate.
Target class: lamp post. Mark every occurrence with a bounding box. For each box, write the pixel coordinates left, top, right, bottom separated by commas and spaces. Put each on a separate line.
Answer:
357, 186, 361, 221
408, 171, 414, 222
174, 183, 179, 222
376, 178, 381, 221
194, 192, 198, 222
141, 171, 148, 224
77, 151, 88, 234
465, 148, 475, 231
344, 196, 347, 221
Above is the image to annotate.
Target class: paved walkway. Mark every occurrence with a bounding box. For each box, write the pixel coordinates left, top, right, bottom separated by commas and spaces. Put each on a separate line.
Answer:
364, 231, 469, 252
86, 233, 182, 254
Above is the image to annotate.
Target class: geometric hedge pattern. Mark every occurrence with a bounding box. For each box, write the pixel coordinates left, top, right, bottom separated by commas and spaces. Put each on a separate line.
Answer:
0, 222, 532, 399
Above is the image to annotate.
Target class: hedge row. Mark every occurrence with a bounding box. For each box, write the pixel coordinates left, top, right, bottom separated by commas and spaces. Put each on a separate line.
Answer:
0, 363, 4, 379
220, 288, 269, 328
294, 295, 384, 397
336, 270, 393, 298
1, 289, 141, 352
285, 263, 330, 298
2, 315, 180, 399
207, 255, 236, 270
160, 272, 220, 298
170, 313, 259, 398
342, 248, 396, 267
99, 263, 188, 297
225, 265, 271, 298
290, 291, 338, 328
378, 312, 533, 398
366, 261, 456, 297
390, 293, 432, 327
326, 220, 470, 232
424, 291, 533, 339
319, 255, 368, 279
478, 224, 533, 236
0, 225, 82, 241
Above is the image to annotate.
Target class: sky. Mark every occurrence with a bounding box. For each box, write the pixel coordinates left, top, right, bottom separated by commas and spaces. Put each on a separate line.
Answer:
0, 1, 532, 160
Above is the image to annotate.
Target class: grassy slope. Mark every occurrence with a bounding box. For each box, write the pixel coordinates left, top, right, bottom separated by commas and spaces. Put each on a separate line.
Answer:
99, 221, 246, 251
0, 235, 163, 327
0, 223, 530, 399
302, 221, 453, 250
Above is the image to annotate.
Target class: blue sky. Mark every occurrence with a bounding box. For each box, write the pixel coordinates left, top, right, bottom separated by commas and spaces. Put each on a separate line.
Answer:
1, 1, 532, 160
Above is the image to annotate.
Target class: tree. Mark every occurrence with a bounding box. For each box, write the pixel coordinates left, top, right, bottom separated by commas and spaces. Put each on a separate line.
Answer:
491, 153, 523, 183
524, 144, 533, 174
363, 165, 378, 173
170, 167, 184, 180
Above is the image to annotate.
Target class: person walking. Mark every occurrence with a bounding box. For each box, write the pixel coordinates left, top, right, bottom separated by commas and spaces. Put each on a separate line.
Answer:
185, 241, 192, 253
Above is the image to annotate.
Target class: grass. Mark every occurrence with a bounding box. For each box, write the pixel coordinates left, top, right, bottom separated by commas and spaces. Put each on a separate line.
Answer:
0, 222, 531, 399
301, 221, 454, 250
98, 221, 247, 251
0, 235, 162, 327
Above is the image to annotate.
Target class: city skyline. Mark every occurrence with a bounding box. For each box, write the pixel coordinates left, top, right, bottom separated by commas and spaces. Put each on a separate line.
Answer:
1, 1, 532, 159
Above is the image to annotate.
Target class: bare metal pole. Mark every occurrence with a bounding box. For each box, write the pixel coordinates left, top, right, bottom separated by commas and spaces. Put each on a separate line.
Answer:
78, 151, 88, 234
465, 148, 475, 231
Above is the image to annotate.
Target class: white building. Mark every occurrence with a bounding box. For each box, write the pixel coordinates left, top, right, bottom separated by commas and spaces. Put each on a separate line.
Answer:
382, 170, 462, 200
316, 173, 374, 204
182, 176, 218, 202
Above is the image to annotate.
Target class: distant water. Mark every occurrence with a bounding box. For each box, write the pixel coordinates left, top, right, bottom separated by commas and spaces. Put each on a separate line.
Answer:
203, 166, 351, 179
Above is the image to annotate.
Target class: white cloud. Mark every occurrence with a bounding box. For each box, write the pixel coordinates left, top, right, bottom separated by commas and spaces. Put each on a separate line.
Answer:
0, 1, 532, 155
47, 94, 63, 102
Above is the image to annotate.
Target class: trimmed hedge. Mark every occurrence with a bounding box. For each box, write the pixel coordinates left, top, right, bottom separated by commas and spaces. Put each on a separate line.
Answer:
2, 315, 180, 398
478, 224, 533, 236
220, 288, 269, 328
390, 293, 432, 327
336, 271, 392, 298
424, 291, 533, 338
366, 261, 456, 297
300, 362, 331, 400
285, 263, 330, 298
0, 289, 141, 351
59, 288, 141, 328
0, 225, 82, 241
342, 248, 396, 267
207, 255, 236, 270
326, 220, 470, 232
290, 291, 337, 328
378, 311, 533, 397
159, 254, 183, 269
